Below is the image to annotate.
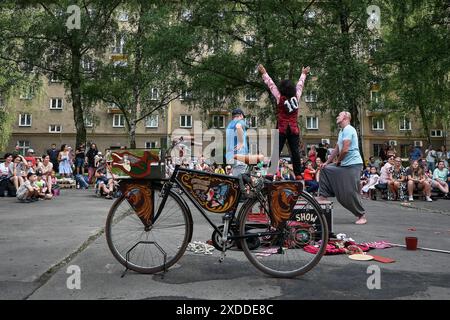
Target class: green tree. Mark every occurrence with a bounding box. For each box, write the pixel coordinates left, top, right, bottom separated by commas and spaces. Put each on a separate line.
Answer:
375, 0, 450, 145
84, 0, 185, 148
158, 0, 376, 160
0, 0, 122, 148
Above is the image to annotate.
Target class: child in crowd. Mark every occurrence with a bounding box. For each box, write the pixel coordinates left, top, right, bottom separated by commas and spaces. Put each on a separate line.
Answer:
50, 171, 60, 196
303, 160, 319, 193
35, 171, 52, 200
361, 166, 379, 199
16, 172, 39, 202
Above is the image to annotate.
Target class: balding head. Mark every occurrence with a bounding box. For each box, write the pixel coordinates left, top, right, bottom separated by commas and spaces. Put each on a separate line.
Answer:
336, 111, 351, 128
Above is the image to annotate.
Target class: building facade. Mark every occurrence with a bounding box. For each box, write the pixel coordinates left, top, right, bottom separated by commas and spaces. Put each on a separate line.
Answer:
5, 77, 447, 162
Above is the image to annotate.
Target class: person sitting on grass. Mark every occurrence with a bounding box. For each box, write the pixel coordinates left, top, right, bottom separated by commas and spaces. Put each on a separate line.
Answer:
16, 172, 40, 202
431, 161, 449, 199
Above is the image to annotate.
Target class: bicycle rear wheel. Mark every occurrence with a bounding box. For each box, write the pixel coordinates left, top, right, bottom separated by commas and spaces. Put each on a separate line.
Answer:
106, 184, 193, 274
238, 191, 328, 278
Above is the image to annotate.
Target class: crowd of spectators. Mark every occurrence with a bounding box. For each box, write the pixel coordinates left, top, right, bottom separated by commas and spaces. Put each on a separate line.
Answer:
361, 143, 450, 202
0, 142, 123, 202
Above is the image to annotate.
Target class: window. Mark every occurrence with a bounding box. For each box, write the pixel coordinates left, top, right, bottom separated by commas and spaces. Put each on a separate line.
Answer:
145, 141, 158, 149
150, 88, 159, 101
49, 124, 62, 133
19, 114, 32, 127
179, 90, 193, 101
118, 11, 128, 22
373, 144, 383, 157
247, 116, 258, 128
19, 86, 34, 100
81, 57, 94, 72
145, 114, 159, 128
85, 114, 94, 127
111, 34, 126, 54
180, 115, 192, 128
245, 91, 257, 102
370, 91, 379, 103
399, 117, 411, 131
17, 140, 30, 156
304, 91, 317, 103
430, 129, 443, 137
50, 73, 61, 83
243, 35, 254, 48
211, 115, 225, 128
306, 116, 319, 130
250, 142, 258, 154
49, 98, 63, 110
113, 114, 125, 127
372, 117, 384, 130
400, 144, 410, 158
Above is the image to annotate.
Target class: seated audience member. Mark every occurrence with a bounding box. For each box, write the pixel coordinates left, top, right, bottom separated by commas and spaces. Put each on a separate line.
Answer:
214, 164, 225, 175
376, 156, 394, 199
0, 153, 16, 197
24, 149, 37, 168
11, 154, 28, 190
278, 160, 295, 181
303, 160, 319, 193
314, 157, 323, 182
361, 166, 379, 199
95, 160, 115, 199
37, 155, 54, 194
360, 165, 371, 191
389, 157, 407, 201
407, 160, 432, 202
431, 161, 449, 198
225, 165, 233, 176
50, 171, 60, 196
35, 171, 52, 200
16, 172, 39, 202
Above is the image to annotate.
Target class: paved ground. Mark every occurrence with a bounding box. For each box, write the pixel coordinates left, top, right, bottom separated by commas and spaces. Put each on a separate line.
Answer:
0, 189, 449, 300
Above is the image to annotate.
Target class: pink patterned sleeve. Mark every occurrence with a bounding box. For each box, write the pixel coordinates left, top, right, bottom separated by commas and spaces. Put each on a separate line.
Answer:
296, 73, 307, 102
262, 73, 280, 104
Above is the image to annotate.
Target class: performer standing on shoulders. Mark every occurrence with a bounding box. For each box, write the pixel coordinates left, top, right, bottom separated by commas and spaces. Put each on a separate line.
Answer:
258, 64, 310, 180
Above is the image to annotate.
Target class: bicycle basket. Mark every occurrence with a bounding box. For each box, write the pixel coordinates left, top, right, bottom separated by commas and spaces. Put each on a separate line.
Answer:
265, 181, 303, 228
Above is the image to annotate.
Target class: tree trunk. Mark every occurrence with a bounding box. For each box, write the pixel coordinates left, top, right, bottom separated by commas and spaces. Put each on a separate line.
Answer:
129, 120, 137, 149
339, 0, 365, 162
129, 3, 145, 149
70, 48, 86, 148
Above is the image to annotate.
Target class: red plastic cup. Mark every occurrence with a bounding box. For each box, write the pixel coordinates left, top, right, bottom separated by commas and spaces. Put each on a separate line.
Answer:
405, 237, 418, 250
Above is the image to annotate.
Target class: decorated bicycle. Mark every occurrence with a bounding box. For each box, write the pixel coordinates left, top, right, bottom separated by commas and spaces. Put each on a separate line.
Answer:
105, 137, 329, 278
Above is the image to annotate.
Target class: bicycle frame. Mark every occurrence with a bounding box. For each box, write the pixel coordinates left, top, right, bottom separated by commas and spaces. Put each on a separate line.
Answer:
151, 165, 275, 241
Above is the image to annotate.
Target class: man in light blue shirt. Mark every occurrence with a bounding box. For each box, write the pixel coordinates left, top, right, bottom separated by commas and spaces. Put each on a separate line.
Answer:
318, 111, 367, 225
226, 108, 249, 176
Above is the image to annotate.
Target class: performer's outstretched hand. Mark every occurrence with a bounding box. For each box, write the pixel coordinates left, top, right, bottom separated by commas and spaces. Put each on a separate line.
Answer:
258, 64, 266, 75
302, 66, 310, 75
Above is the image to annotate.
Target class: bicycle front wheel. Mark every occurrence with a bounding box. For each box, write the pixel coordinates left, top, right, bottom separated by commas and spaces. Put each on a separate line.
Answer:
106, 184, 193, 274
238, 191, 328, 278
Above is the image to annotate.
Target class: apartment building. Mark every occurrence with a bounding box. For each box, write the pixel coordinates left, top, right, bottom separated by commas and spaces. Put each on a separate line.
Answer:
6, 76, 447, 162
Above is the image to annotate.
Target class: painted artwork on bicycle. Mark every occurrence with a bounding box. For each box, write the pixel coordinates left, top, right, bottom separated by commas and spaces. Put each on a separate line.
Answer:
108, 149, 164, 179
119, 180, 154, 226
266, 181, 303, 227
176, 170, 240, 214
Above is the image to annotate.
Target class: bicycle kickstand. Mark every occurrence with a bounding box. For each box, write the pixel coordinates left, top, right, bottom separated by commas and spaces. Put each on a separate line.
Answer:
219, 214, 232, 263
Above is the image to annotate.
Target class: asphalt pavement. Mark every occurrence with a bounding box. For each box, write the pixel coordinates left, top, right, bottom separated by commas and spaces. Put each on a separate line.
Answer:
0, 189, 449, 300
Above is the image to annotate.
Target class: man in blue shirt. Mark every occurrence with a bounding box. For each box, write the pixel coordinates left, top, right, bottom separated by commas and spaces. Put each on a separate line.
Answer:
318, 111, 367, 225
226, 108, 249, 176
